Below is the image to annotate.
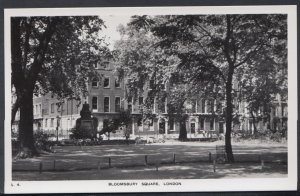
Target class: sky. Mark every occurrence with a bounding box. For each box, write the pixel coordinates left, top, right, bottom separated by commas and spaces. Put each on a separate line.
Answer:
98, 15, 132, 50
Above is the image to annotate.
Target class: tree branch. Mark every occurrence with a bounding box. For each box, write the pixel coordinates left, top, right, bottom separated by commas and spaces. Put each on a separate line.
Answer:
28, 17, 60, 89
195, 22, 213, 39
223, 15, 234, 66
11, 17, 25, 90
234, 43, 264, 68
22, 18, 33, 71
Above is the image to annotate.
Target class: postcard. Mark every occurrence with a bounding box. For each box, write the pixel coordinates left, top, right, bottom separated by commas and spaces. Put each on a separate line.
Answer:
4, 5, 297, 193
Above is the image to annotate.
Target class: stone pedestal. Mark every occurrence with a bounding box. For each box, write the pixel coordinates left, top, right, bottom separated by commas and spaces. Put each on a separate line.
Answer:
75, 102, 98, 139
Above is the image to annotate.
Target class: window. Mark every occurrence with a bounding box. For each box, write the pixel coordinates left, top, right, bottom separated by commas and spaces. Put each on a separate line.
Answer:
115, 97, 121, 112
219, 122, 224, 133
115, 77, 121, 88
275, 107, 279, 116
57, 104, 61, 112
191, 123, 196, 133
282, 106, 288, 117
149, 79, 155, 90
102, 62, 109, 69
92, 78, 98, 87
104, 97, 110, 112
138, 97, 143, 111
50, 118, 54, 127
158, 98, 166, 113
92, 97, 98, 110
104, 77, 110, 88
169, 118, 174, 131
51, 103, 55, 113
201, 99, 206, 113
45, 119, 48, 127
200, 118, 204, 130
206, 100, 214, 113
39, 104, 42, 114
128, 97, 132, 113
192, 100, 196, 113
149, 119, 153, 126
137, 118, 142, 126
207, 100, 212, 113
187, 100, 196, 113
210, 119, 214, 130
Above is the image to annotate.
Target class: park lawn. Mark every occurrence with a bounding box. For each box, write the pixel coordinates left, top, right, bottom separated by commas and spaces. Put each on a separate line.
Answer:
12, 140, 287, 180
13, 161, 287, 180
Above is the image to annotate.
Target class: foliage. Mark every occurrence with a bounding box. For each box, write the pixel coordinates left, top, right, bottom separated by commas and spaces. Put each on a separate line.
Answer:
70, 127, 95, 140
114, 14, 287, 162
114, 21, 203, 140
232, 129, 286, 143
235, 34, 287, 133
11, 16, 109, 157
33, 131, 54, 152
99, 119, 118, 135
12, 16, 110, 113
99, 109, 132, 136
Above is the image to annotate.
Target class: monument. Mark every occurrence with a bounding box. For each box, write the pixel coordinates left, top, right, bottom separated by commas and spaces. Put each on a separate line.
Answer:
74, 102, 98, 139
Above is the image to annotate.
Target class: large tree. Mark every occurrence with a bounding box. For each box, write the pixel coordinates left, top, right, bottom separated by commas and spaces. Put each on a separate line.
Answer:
115, 14, 287, 162
11, 16, 109, 158
114, 19, 224, 141
235, 52, 287, 134
114, 23, 196, 140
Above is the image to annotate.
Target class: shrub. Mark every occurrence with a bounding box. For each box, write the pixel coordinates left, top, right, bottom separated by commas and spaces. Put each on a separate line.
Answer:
270, 131, 282, 142
70, 127, 95, 139
231, 129, 285, 143
34, 131, 54, 152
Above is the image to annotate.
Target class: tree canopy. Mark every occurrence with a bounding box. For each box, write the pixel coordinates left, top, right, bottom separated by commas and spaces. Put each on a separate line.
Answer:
114, 14, 287, 162
11, 16, 110, 158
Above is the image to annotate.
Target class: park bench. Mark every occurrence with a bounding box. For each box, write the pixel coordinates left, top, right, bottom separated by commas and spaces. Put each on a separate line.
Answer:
216, 145, 227, 163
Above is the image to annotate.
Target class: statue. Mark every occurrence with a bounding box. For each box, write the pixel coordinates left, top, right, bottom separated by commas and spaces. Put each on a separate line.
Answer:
74, 102, 98, 139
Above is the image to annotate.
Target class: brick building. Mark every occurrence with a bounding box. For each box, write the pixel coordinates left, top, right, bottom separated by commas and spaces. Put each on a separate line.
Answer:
11, 61, 287, 140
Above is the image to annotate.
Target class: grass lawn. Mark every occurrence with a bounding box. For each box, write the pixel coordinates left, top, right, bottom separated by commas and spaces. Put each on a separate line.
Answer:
12, 140, 287, 180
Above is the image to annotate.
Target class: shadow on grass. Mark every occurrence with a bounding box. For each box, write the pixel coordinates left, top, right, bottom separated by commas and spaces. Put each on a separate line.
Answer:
12, 161, 287, 181
12, 143, 287, 174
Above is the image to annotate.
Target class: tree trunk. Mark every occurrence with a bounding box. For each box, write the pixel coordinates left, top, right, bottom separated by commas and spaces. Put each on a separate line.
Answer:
225, 69, 235, 163
179, 119, 187, 141
16, 89, 38, 159
11, 97, 20, 125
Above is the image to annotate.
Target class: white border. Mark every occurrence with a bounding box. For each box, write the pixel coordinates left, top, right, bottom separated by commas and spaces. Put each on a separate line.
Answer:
4, 5, 297, 193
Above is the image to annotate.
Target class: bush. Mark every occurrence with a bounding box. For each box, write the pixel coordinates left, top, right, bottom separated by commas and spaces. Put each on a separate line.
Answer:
34, 131, 55, 152
231, 129, 285, 142
70, 127, 95, 140
269, 131, 282, 142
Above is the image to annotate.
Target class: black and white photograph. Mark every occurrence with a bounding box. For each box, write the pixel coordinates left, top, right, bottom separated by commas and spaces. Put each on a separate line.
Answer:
4, 6, 297, 193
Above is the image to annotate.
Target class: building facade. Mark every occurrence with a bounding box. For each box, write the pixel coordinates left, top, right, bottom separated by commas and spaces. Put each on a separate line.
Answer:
11, 61, 287, 140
